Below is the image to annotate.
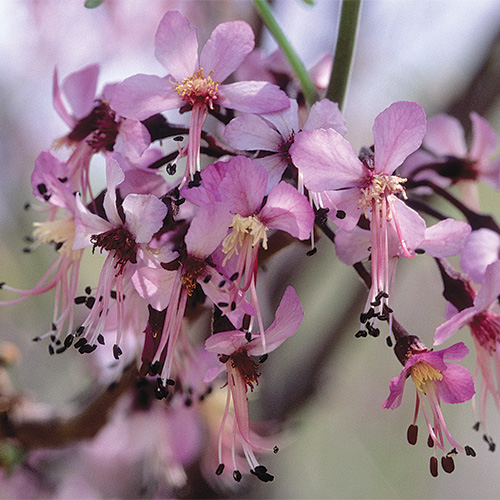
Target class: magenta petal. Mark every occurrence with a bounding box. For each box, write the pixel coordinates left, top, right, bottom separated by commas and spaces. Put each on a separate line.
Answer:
111, 74, 181, 120
217, 81, 289, 113
185, 203, 232, 258
304, 98, 347, 136
440, 342, 470, 361
373, 101, 426, 174
180, 161, 227, 206
469, 112, 498, 161
122, 194, 168, 244
323, 188, 363, 231
433, 307, 477, 346
254, 154, 288, 194
52, 67, 75, 127
114, 119, 151, 160
381, 370, 407, 409
424, 113, 467, 158
200, 20, 254, 82
224, 114, 283, 152
420, 219, 471, 258
247, 286, 304, 356
154, 10, 199, 80
61, 63, 100, 120
460, 228, 500, 283
259, 182, 314, 240
204, 330, 246, 355
258, 98, 298, 139
436, 363, 475, 404
291, 128, 365, 191
474, 261, 500, 311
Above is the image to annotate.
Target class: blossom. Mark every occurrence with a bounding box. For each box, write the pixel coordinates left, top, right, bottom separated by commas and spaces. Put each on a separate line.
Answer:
460, 227, 500, 283
383, 336, 475, 476
434, 259, 500, 450
224, 97, 346, 191
204, 285, 303, 482
111, 10, 289, 184
290, 101, 426, 324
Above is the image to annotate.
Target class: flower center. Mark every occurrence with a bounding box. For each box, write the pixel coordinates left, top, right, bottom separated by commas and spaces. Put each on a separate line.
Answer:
230, 350, 260, 391
410, 361, 443, 393
33, 219, 75, 256
221, 214, 268, 264
90, 226, 137, 275
470, 311, 500, 353
359, 173, 407, 218
181, 256, 205, 296
173, 68, 220, 108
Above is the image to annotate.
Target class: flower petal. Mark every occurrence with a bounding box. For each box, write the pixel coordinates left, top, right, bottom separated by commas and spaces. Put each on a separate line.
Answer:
200, 20, 254, 82
224, 113, 283, 152
436, 363, 475, 404
460, 228, 500, 283
469, 111, 498, 161
474, 260, 500, 311
61, 63, 100, 120
433, 307, 477, 345
303, 98, 347, 136
423, 113, 467, 158
373, 101, 426, 175
122, 194, 168, 244
131, 266, 176, 311
419, 219, 471, 258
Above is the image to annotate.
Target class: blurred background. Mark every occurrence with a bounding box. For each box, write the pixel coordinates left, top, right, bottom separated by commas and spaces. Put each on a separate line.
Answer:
1, 0, 500, 498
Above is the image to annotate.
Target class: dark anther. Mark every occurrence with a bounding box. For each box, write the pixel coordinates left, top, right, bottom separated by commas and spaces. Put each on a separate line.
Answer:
360, 312, 368, 324
441, 455, 455, 474
245, 331, 252, 342
217, 302, 229, 308
74, 338, 87, 349
76, 326, 85, 336
22, 248, 32, 253
37, 183, 47, 195
55, 346, 67, 354
383, 305, 393, 314
48, 345, 54, 355
233, 470, 242, 482
166, 163, 177, 175
314, 207, 329, 226
370, 298, 381, 307
97, 334, 105, 345
184, 398, 192, 407
50, 334, 56, 342
407, 424, 418, 445
216, 464, 225, 476
24, 202, 30, 210
219, 354, 230, 364
218, 280, 226, 288
85, 286, 92, 295
366, 307, 375, 319
366, 323, 379, 337
166, 379, 175, 386
473, 421, 480, 431
273, 446, 279, 454
230, 301, 236, 311
415, 248, 425, 254
154, 378, 169, 399
483, 434, 496, 452
378, 314, 389, 322
259, 354, 268, 363
251, 465, 274, 482
465, 445, 476, 457
51, 323, 57, 331
85, 296, 95, 309
336, 210, 346, 219
355, 330, 367, 338
173, 136, 184, 142
113, 344, 123, 360
149, 361, 161, 375
386, 336, 393, 347
447, 448, 458, 457
230, 272, 239, 281
174, 197, 185, 206
427, 434, 434, 448
110, 290, 117, 299
306, 247, 317, 256
187, 171, 202, 188
32, 336, 41, 342
64, 335, 74, 348
58, 176, 68, 183
79, 344, 97, 354
203, 274, 212, 283
429, 456, 438, 477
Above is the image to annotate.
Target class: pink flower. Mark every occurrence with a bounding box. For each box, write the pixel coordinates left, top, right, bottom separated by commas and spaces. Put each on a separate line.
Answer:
290, 101, 427, 327
434, 260, 500, 450
111, 10, 289, 184
383, 336, 475, 476
204, 286, 303, 482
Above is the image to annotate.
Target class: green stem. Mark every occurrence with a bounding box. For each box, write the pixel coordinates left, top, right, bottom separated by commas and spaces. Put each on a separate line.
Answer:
253, 0, 319, 106
326, 0, 361, 110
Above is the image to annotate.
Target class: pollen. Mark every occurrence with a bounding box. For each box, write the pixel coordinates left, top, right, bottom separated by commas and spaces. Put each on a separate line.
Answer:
359, 173, 407, 218
173, 68, 220, 108
33, 219, 75, 256
221, 214, 268, 264
410, 361, 443, 393
181, 256, 205, 296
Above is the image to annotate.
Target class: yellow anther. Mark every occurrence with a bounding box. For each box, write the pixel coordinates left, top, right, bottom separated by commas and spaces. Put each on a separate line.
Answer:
173, 68, 220, 107
33, 219, 76, 257
410, 361, 443, 394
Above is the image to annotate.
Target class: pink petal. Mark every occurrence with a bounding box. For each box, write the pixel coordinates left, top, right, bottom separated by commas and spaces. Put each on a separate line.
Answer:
334, 227, 371, 265
436, 363, 475, 404
303, 98, 347, 136
204, 330, 246, 355
381, 370, 407, 409
154, 10, 199, 81
474, 260, 500, 311
180, 161, 227, 206
419, 219, 471, 258
387, 197, 426, 255
73, 194, 114, 249
290, 128, 365, 191
224, 114, 283, 152
247, 286, 304, 356
122, 194, 168, 244
469, 112, 498, 161
52, 67, 75, 127
460, 228, 500, 283
254, 154, 288, 194
103, 157, 125, 227
185, 203, 232, 258
259, 182, 315, 240
373, 101, 426, 175
131, 266, 176, 311
217, 81, 289, 113
423, 113, 467, 158
113, 119, 151, 160
433, 307, 477, 345
322, 188, 363, 231
258, 98, 298, 139
111, 74, 181, 120
61, 63, 100, 120
200, 20, 254, 82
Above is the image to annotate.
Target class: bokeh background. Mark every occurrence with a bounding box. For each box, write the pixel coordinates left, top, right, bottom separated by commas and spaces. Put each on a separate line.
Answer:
1, 0, 500, 498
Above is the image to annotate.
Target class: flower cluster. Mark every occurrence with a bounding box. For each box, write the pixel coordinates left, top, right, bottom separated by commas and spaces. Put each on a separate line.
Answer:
2, 5, 500, 496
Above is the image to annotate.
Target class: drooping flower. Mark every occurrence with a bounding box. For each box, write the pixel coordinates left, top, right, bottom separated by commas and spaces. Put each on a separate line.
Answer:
111, 10, 289, 185
434, 259, 500, 450
204, 285, 303, 482
290, 101, 427, 325
382, 336, 475, 476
